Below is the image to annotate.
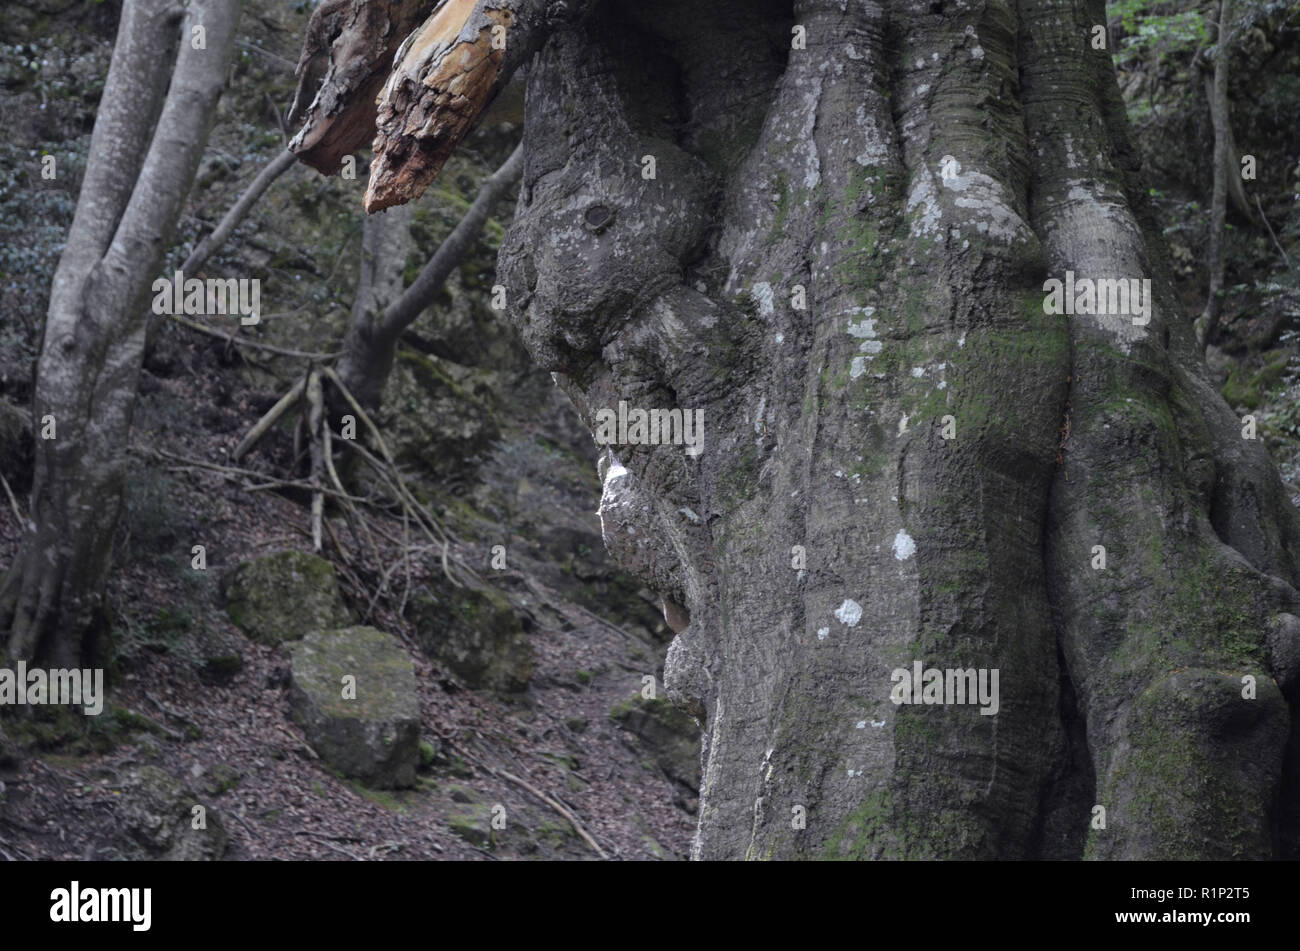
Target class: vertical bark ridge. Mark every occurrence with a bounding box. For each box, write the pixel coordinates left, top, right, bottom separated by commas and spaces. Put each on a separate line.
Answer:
1020, 0, 1294, 858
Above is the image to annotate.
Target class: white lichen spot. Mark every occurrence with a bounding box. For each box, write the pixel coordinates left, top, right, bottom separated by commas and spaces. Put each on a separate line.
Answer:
910, 366, 924, 378
834, 599, 862, 626
847, 317, 878, 338
970, 45, 985, 60
679, 507, 701, 523
1063, 133, 1079, 170
856, 720, 867, 729
751, 281, 775, 317
892, 529, 916, 561
817, 627, 830, 640
906, 173, 942, 236
798, 82, 823, 189
898, 414, 909, 435
775, 332, 784, 344
850, 356, 867, 379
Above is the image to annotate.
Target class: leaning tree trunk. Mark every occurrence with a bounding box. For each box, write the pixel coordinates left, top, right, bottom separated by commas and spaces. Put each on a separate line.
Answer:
0, 0, 240, 665
486, 0, 1300, 859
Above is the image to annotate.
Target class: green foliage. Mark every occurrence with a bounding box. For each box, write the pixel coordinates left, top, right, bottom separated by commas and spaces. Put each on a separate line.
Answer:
1110, 1, 1209, 66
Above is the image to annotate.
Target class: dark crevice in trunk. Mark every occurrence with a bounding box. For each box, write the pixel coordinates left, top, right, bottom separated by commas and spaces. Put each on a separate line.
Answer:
1029, 647, 1095, 859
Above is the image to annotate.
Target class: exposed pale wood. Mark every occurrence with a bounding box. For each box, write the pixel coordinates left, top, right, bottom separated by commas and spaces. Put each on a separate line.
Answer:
288, 0, 439, 175
364, 0, 508, 211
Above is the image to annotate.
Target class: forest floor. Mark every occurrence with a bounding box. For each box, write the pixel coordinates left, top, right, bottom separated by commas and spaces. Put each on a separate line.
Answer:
0, 321, 697, 862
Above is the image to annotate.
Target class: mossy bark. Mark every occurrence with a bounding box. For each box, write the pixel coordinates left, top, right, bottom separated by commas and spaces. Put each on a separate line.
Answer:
486, 0, 1300, 859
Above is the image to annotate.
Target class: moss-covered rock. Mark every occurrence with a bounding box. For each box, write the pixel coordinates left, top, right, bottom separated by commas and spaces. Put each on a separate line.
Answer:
288, 626, 420, 789
1221, 348, 1290, 410
610, 696, 702, 790
379, 349, 500, 480
221, 550, 352, 646
200, 763, 242, 797
407, 580, 533, 692
448, 801, 496, 849
116, 765, 229, 861
194, 625, 245, 684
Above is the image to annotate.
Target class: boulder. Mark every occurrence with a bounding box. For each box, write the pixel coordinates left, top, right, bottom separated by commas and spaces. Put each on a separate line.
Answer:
117, 766, 228, 861
611, 696, 702, 791
194, 625, 245, 684
288, 626, 420, 788
448, 801, 497, 850
379, 349, 499, 480
408, 581, 533, 692
221, 550, 352, 645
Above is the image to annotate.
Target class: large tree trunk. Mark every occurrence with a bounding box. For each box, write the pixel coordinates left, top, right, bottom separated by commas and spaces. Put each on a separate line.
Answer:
489, 0, 1300, 859
0, 0, 240, 665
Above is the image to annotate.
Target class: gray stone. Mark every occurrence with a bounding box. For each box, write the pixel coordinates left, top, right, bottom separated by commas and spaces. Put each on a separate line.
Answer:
610, 695, 702, 790
221, 550, 352, 645
288, 626, 420, 788
408, 581, 533, 692
117, 766, 228, 861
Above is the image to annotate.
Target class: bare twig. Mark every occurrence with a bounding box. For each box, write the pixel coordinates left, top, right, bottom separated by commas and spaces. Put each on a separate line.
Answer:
1255, 193, 1293, 267
293, 830, 365, 860
306, 370, 326, 552
230, 809, 258, 839
454, 745, 609, 860
0, 470, 23, 524
182, 148, 297, 275
168, 313, 339, 361
232, 377, 307, 461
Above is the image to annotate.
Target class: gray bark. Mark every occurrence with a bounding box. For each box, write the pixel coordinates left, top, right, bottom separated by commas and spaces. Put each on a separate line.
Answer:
1200, 0, 1233, 345
1, 0, 241, 665
490, 0, 1300, 859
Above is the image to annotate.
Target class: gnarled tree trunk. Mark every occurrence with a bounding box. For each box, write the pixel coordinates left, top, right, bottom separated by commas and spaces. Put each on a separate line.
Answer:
289, 0, 1300, 859
492, 0, 1300, 859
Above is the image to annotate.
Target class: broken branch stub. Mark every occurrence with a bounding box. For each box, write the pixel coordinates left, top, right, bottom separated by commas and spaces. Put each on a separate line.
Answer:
363, 0, 598, 213
288, 0, 438, 176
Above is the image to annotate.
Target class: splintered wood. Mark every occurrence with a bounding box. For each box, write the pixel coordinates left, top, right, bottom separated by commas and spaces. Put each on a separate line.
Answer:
364, 1, 514, 213
288, 0, 437, 176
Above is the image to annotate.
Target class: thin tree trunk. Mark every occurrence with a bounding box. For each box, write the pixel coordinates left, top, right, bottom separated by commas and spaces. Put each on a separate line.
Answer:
335, 143, 523, 414
1200, 0, 1233, 346
1, 0, 241, 664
